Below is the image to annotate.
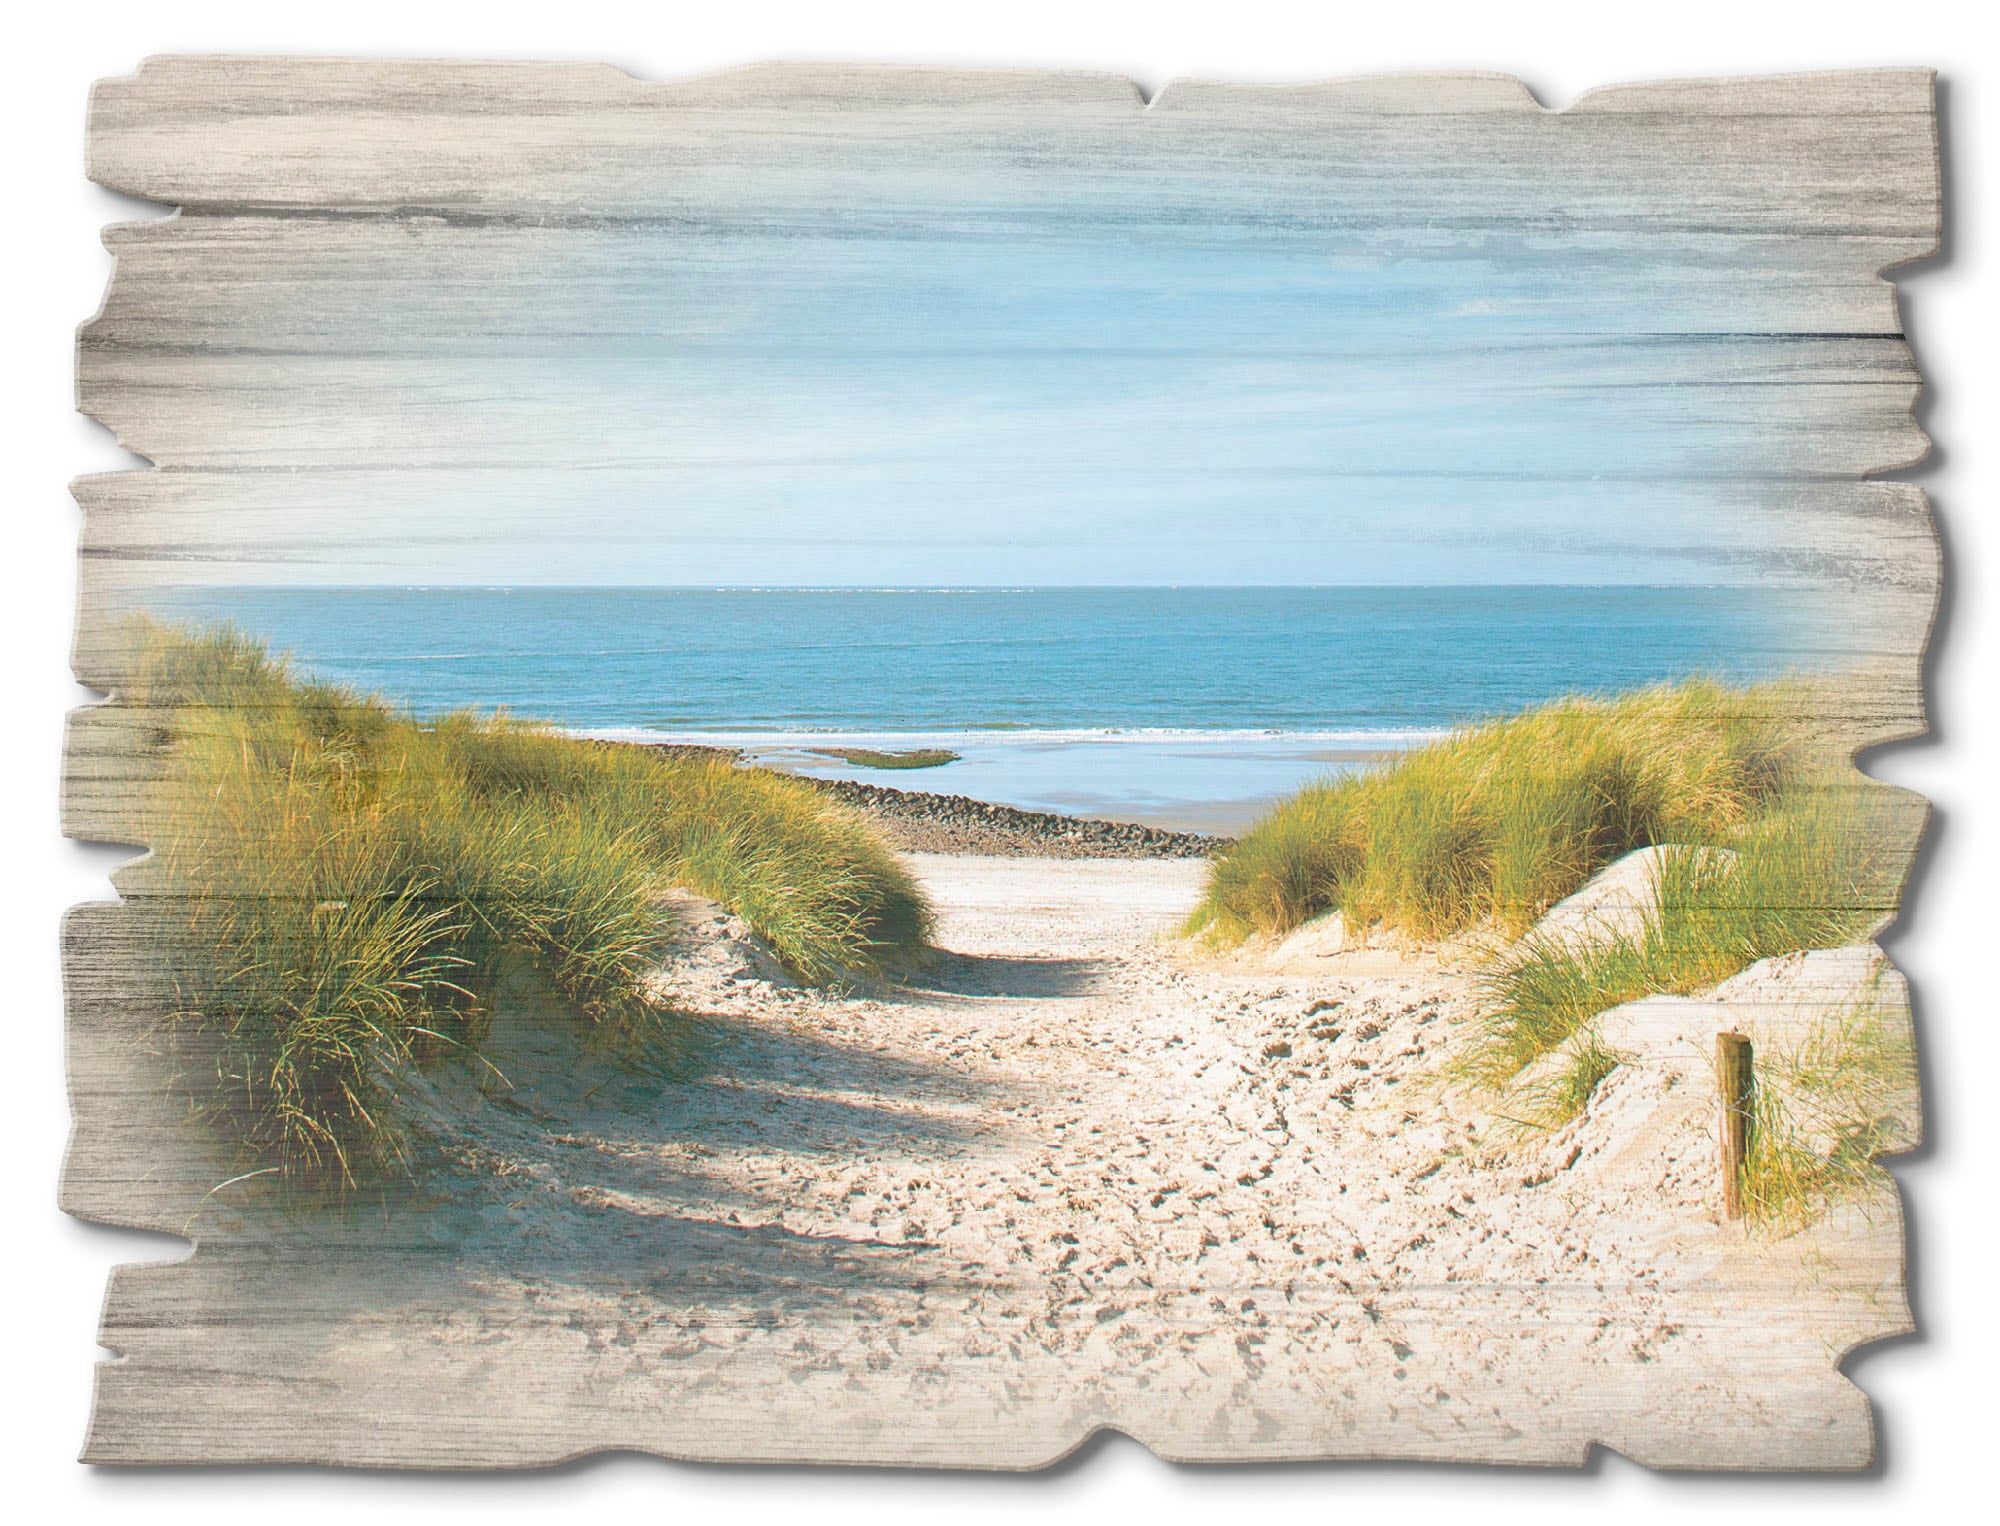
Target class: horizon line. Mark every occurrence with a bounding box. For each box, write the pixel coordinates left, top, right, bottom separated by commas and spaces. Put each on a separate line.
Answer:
155, 580, 1781, 594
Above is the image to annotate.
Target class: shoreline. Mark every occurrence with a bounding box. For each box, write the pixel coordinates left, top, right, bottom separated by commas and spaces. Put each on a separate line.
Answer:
802, 775, 1229, 858
618, 740, 1232, 856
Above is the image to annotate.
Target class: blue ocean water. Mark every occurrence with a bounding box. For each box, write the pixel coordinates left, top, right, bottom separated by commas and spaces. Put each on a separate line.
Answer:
145, 585, 1850, 733
141, 585, 1857, 828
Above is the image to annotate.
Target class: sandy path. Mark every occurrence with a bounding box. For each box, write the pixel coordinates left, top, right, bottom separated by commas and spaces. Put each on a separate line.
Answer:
87, 855, 1905, 1468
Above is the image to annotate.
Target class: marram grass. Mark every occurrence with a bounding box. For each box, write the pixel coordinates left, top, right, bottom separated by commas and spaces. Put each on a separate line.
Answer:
1476, 786, 1904, 1082
1738, 985, 1919, 1230
1191, 675, 1914, 1227
1187, 678, 1806, 946
1470, 788, 1909, 1209
1493, 979, 1918, 1233
120, 618, 931, 1190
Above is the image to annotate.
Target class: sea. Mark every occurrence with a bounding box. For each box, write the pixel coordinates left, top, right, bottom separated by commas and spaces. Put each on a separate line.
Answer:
141, 585, 1860, 833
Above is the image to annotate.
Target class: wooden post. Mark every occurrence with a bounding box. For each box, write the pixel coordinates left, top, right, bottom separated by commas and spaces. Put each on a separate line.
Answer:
1716, 1031, 1755, 1220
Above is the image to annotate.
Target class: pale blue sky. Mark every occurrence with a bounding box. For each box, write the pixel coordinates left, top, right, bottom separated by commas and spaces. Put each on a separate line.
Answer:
85, 71, 1924, 590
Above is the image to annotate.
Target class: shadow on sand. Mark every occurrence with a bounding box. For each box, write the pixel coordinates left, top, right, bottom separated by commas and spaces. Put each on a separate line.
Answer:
903, 948, 1115, 999
160, 976, 1033, 1359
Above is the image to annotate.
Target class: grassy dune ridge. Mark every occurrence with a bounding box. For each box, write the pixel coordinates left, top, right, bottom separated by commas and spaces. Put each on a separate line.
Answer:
1189, 678, 1915, 1222
120, 618, 931, 1188
1187, 678, 1808, 945
1480, 791, 1902, 1083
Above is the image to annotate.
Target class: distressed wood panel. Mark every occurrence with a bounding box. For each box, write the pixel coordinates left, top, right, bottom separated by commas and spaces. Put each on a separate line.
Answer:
86, 63, 1936, 239
65, 60, 1939, 1470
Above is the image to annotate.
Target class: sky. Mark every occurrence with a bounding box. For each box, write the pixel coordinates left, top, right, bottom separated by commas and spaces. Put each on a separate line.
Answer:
81, 66, 1933, 590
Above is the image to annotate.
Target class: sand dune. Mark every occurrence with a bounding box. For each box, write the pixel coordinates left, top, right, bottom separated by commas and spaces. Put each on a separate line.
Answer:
86, 853, 1908, 1468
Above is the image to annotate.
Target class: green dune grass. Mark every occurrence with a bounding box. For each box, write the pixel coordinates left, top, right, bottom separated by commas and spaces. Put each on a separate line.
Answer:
1189, 676, 1916, 1222
1477, 787, 1904, 1083
118, 618, 931, 1190
1479, 784, 1912, 1222
1737, 987, 1918, 1228
1187, 678, 1808, 946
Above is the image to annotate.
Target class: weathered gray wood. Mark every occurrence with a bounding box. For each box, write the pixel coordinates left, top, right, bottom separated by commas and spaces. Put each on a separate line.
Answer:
64, 60, 1938, 1470
72, 61, 1943, 726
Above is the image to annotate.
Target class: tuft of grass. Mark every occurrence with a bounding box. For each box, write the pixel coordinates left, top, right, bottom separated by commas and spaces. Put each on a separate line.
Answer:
654, 759, 933, 978
810, 746, 960, 771
1188, 678, 1805, 945
1474, 786, 1903, 1079
1486, 978, 1916, 1230
117, 616, 931, 1191
1739, 988, 1920, 1230
1500, 1034, 1626, 1134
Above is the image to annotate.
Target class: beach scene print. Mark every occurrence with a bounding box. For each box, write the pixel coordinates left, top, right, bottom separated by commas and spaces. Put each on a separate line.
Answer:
66, 61, 1937, 1467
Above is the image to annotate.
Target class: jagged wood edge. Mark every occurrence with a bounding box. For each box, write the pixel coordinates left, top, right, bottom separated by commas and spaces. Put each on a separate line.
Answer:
60, 60, 1943, 1468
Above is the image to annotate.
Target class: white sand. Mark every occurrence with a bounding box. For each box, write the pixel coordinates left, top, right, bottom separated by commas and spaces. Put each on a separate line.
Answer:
85, 853, 1911, 1468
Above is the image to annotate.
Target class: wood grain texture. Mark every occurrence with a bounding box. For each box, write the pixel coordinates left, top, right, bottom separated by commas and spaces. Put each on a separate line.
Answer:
65, 59, 1938, 1469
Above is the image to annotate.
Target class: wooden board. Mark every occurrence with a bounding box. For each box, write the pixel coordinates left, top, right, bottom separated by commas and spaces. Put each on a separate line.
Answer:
65, 60, 1939, 1469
